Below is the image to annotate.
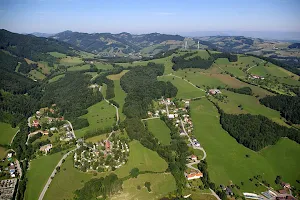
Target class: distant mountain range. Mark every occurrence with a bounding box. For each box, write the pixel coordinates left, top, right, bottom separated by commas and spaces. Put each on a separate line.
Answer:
50, 31, 184, 56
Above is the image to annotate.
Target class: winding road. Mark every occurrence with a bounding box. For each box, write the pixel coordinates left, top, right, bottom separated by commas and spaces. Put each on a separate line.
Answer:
38, 148, 78, 200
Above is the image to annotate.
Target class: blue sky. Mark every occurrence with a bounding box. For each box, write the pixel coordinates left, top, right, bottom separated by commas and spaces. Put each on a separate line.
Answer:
0, 0, 299, 34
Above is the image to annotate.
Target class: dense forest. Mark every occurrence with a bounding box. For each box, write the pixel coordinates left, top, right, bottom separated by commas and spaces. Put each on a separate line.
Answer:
220, 112, 300, 151
41, 72, 103, 129
120, 62, 177, 118
227, 87, 253, 95
260, 95, 300, 124
74, 174, 123, 200
212, 52, 238, 62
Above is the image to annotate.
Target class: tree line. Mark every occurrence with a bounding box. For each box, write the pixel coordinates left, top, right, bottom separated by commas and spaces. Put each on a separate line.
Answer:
260, 95, 300, 124
227, 87, 253, 95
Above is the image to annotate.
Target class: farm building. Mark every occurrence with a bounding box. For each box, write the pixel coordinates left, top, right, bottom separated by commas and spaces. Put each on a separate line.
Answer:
185, 170, 203, 180
209, 89, 222, 95
39, 144, 53, 154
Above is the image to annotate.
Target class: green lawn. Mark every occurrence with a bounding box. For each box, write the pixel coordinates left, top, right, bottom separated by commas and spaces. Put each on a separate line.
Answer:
146, 118, 171, 145
190, 98, 300, 193
29, 69, 46, 80
25, 152, 65, 200
94, 62, 114, 70
158, 76, 206, 99
85, 134, 108, 143
43, 155, 93, 200
115, 140, 168, 178
48, 52, 67, 58
0, 146, 7, 159
0, 122, 18, 145
249, 65, 269, 77
111, 80, 126, 121
75, 100, 116, 138
111, 173, 176, 200
48, 74, 65, 83
211, 90, 288, 126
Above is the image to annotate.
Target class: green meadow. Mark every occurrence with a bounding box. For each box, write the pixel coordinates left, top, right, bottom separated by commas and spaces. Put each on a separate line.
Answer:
75, 100, 116, 138
48, 74, 65, 83
0, 122, 18, 145
190, 98, 300, 193
48, 52, 67, 58
158, 75, 206, 99
146, 118, 171, 145
25, 152, 65, 200
115, 140, 168, 178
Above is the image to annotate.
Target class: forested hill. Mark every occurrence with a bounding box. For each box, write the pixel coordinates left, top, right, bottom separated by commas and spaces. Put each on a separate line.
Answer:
52, 31, 184, 55
0, 29, 77, 62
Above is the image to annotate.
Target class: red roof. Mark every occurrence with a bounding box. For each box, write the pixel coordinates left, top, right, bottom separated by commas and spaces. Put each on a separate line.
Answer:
105, 140, 111, 150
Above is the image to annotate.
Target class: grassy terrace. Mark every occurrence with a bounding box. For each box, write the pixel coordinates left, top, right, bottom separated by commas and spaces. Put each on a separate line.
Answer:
190, 98, 300, 193
146, 118, 171, 145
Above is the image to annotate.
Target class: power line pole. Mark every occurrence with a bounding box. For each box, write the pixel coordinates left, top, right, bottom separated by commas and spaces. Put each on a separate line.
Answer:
197, 40, 200, 50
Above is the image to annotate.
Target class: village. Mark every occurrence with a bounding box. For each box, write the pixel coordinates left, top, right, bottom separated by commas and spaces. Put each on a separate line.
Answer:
74, 134, 129, 173
27, 104, 76, 155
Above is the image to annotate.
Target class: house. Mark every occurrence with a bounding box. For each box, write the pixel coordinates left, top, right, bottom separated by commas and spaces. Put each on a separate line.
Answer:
32, 120, 39, 127
7, 153, 13, 159
40, 144, 53, 154
190, 155, 197, 161
185, 170, 203, 180
281, 182, 291, 189
43, 130, 49, 135
168, 114, 175, 119
225, 187, 234, 196
105, 140, 111, 151
50, 127, 56, 131
209, 89, 222, 95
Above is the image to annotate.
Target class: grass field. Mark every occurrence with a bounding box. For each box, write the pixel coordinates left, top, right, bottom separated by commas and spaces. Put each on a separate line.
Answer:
0, 146, 7, 159
111, 173, 176, 200
158, 76, 206, 99
107, 70, 129, 80
48, 52, 67, 58
48, 74, 65, 83
60, 56, 83, 66
85, 134, 108, 143
75, 100, 116, 138
190, 98, 300, 193
211, 90, 288, 126
25, 152, 65, 200
37, 61, 51, 75
43, 155, 93, 200
94, 62, 114, 70
68, 64, 90, 71
29, 69, 46, 80
115, 140, 168, 178
0, 122, 18, 145
146, 118, 171, 145
111, 80, 127, 121
183, 189, 217, 200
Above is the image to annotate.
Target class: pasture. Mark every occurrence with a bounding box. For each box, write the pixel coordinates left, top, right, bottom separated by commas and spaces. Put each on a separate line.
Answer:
25, 152, 64, 200
158, 75, 206, 99
115, 140, 168, 178
48, 74, 65, 83
29, 69, 46, 80
94, 62, 114, 70
190, 98, 300, 193
68, 64, 90, 71
111, 80, 127, 121
111, 173, 176, 200
43, 155, 93, 200
0, 146, 7, 159
60, 56, 83, 66
75, 100, 116, 138
48, 52, 67, 58
0, 122, 18, 145
107, 70, 129, 80
145, 118, 171, 145
211, 90, 288, 126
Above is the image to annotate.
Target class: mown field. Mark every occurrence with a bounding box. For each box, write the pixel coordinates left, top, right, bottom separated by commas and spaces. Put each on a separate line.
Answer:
158, 75, 206, 99
111, 173, 176, 200
146, 118, 171, 145
75, 100, 116, 138
0, 122, 18, 145
0, 146, 7, 159
115, 140, 168, 178
25, 152, 65, 200
60, 56, 83, 66
190, 98, 300, 193
48, 74, 65, 83
210, 90, 288, 126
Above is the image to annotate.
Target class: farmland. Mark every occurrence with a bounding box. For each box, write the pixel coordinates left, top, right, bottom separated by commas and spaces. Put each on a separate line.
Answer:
0, 122, 18, 145
48, 74, 65, 83
60, 56, 83, 66
25, 152, 65, 200
190, 98, 300, 193
115, 140, 168, 178
146, 118, 171, 145
75, 100, 116, 138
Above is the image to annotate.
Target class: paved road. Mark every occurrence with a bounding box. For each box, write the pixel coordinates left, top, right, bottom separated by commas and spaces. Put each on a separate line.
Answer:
210, 189, 222, 200
27, 116, 32, 127
38, 148, 77, 200
246, 64, 257, 72
180, 119, 207, 160
15, 159, 22, 178
10, 130, 19, 144
66, 120, 76, 139
99, 87, 119, 124
141, 117, 160, 121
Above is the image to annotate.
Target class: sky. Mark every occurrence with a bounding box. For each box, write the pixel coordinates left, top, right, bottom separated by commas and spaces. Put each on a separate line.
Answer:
0, 0, 299, 35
